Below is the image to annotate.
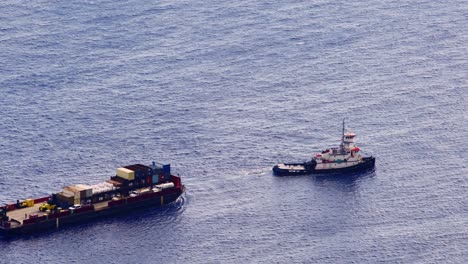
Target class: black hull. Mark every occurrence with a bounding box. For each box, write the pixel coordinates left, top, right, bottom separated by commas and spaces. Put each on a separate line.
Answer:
273, 157, 375, 176
272, 165, 311, 176
272, 161, 316, 176
313, 157, 375, 175
1, 190, 183, 236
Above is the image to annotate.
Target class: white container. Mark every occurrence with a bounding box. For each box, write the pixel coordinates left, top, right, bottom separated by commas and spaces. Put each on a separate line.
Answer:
90, 181, 115, 194
155, 182, 175, 190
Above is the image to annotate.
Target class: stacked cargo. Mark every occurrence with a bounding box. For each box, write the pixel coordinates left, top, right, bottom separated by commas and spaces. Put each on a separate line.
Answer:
150, 162, 171, 184
115, 164, 153, 187
0, 160, 186, 235
125, 164, 153, 186
113, 167, 135, 187
62, 184, 93, 205
151, 162, 162, 183
89, 181, 116, 203
90, 182, 115, 194
75, 184, 93, 197
124, 164, 152, 179
106, 179, 123, 187
56, 192, 74, 208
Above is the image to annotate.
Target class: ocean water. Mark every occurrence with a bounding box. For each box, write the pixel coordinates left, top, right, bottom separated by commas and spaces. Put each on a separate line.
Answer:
0, 0, 467, 263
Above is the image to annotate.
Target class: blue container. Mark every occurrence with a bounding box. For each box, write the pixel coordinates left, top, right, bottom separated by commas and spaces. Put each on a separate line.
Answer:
152, 174, 159, 184
151, 161, 162, 175
163, 164, 171, 181
136, 170, 145, 180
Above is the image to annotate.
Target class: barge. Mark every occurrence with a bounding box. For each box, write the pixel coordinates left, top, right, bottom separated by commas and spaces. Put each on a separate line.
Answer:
273, 120, 375, 176
0, 162, 184, 236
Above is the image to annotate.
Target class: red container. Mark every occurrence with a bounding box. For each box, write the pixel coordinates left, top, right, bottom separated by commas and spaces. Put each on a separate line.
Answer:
159, 173, 165, 183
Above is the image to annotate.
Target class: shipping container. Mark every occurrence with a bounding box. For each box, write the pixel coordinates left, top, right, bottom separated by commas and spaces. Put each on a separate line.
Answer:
158, 172, 165, 183
89, 182, 114, 195
106, 179, 123, 187
151, 161, 163, 174
152, 167, 162, 174
124, 164, 152, 180
56, 192, 74, 208
110, 176, 125, 184
57, 191, 73, 200
63, 187, 77, 198
63, 185, 90, 199
152, 174, 159, 184
75, 184, 93, 198
155, 182, 175, 190
110, 176, 135, 187
116, 168, 135, 180
163, 164, 171, 181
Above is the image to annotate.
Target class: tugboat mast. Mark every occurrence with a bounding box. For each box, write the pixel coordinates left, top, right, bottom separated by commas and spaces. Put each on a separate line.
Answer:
340, 119, 345, 153
341, 119, 345, 144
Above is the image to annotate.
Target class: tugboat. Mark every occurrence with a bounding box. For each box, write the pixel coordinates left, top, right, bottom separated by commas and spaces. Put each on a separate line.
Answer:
273, 120, 375, 176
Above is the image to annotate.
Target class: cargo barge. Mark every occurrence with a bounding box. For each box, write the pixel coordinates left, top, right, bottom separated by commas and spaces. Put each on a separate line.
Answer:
0, 162, 185, 236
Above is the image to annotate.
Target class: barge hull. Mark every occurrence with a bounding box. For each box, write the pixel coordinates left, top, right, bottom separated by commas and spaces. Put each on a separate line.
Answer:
1, 190, 183, 236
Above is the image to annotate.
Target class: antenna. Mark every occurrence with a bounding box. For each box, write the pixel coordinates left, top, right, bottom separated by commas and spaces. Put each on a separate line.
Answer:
341, 118, 345, 144
339, 119, 346, 153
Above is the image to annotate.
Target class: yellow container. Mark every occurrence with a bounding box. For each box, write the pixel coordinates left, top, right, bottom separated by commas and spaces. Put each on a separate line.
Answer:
25, 199, 34, 207
116, 168, 135, 180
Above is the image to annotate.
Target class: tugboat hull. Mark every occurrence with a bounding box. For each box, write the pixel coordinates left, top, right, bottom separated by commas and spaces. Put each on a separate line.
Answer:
272, 162, 315, 176
313, 157, 375, 175
273, 157, 375, 176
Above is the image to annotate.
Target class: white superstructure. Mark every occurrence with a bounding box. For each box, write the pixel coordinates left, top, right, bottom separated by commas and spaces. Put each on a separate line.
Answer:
313, 120, 364, 171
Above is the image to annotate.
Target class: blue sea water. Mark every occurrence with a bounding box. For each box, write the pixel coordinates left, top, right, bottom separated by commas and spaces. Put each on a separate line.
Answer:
0, 0, 467, 263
